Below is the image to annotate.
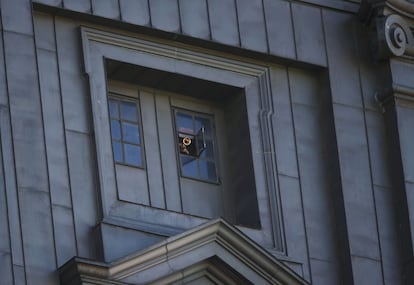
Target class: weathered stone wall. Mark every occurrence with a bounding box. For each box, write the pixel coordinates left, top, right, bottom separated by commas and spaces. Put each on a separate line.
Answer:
0, 0, 406, 284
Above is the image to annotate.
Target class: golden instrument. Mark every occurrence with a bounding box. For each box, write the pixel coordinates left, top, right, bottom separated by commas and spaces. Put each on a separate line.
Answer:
182, 137, 192, 146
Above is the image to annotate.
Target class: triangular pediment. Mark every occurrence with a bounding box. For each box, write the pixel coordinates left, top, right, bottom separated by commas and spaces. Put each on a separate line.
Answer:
59, 219, 309, 285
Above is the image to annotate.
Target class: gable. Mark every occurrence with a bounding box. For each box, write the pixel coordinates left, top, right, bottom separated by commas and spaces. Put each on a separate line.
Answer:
59, 219, 309, 285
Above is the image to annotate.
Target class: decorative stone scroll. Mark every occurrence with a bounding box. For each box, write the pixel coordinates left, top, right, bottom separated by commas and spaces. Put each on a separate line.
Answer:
359, 0, 414, 59
378, 14, 414, 58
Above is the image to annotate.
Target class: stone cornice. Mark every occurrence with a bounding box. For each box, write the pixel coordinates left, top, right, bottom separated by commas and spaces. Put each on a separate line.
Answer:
375, 83, 414, 111
360, 0, 414, 20
360, 0, 414, 59
59, 219, 309, 285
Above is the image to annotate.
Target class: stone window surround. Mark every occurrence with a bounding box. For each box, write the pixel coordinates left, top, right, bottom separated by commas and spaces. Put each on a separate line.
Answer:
81, 26, 284, 253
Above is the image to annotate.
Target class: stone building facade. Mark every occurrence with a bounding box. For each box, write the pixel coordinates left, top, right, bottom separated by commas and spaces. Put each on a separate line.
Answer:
1, 0, 414, 284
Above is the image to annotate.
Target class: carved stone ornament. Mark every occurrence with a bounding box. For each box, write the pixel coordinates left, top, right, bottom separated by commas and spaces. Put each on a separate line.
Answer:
360, 0, 414, 59
379, 14, 414, 57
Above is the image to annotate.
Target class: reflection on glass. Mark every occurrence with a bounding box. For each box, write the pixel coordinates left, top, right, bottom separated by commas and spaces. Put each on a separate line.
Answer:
109, 99, 118, 118
111, 120, 121, 140
175, 109, 219, 183
109, 96, 144, 168
121, 101, 138, 122
206, 161, 217, 181
176, 112, 193, 132
200, 140, 214, 159
181, 155, 198, 178
112, 141, 123, 163
195, 117, 211, 137
122, 122, 140, 144
124, 144, 142, 166
199, 160, 217, 181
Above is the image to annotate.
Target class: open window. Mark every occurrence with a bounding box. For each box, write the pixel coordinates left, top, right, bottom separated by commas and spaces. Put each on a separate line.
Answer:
174, 109, 218, 183
83, 28, 287, 261
106, 60, 261, 229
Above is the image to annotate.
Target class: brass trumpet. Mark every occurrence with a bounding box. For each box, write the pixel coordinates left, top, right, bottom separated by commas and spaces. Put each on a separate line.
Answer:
182, 137, 192, 146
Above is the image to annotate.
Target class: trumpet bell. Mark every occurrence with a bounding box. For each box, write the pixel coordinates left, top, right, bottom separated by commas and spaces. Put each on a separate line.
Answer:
182, 137, 192, 146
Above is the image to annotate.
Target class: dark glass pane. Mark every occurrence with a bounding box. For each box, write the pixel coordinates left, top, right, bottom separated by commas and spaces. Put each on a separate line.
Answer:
121, 101, 138, 122
111, 119, 121, 140
181, 155, 198, 178
200, 140, 214, 159
124, 144, 142, 167
108, 99, 119, 118
200, 160, 217, 181
122, 122, 140, 144
196, 128, 206, 156
112, 141, 123, 163
176, 112, 193, 133
195, 116, 211, 137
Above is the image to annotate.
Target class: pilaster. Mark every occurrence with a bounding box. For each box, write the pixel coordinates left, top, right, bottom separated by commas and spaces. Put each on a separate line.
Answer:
360, 1, 414, 283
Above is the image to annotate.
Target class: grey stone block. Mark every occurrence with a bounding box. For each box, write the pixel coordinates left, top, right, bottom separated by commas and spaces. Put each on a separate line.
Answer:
55, 19, 92, 134
149, 0, 180, 33
62, 0, 92, 13
288, 68, 320, 107
263, 0, 296, 59
92, 0, 120, 20
271, 66, 298, 178
19, 188, 57, 284
116, 164, 150, 206
292, 3, 326, 66
4, 31, 48, 191
391, 58, 414, 89
66, 130, 98, 259
333, 104, 380, 260
0, 108, 24, 267
97, 221, 165, 262
323, 10, 362, 107
366, 111, 392, 187
236, 0, 267, 53
33, 13, 56, 52
1, 0, 33, 35
51, 205, 77, 266
207, 0, 239, 46
278, 175, 310, 279
293, 102, 339, 262
179, 0, 210, 39
119, 0, 150, 26
374, 186, 403, 285
0, 252, 13, 285
37, 48, 73, 207
351, 256, 383, 285
309, 259, 341, 285
398, 106, 414, 183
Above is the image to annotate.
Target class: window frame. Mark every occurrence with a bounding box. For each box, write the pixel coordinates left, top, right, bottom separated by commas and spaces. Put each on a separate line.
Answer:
82, 27, 285, 252
172, 107, 221, 184
108, 92, 146, 169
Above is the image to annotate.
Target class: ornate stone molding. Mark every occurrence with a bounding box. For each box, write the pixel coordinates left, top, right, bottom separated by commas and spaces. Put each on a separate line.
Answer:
360, 0, 414, 59
81, 27, 285, 251
376, 14, 414, 58
59, 219, 309, 285
375, 83, 414, 112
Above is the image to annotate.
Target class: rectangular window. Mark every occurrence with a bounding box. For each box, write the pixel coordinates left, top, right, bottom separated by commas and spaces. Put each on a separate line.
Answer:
174, 109, 219, 183
109, 95, 144, 168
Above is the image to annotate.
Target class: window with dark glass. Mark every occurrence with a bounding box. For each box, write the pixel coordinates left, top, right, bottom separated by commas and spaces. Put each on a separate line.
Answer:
174, 109, 219, 183
109, 95, 144, 168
